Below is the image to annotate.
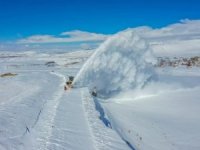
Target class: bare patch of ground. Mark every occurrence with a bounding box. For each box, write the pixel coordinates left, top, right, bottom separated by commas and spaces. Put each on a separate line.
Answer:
0, 73, 17, 78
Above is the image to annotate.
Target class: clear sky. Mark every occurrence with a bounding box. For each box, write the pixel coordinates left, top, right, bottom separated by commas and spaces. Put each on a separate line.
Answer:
0, 0, 200, 42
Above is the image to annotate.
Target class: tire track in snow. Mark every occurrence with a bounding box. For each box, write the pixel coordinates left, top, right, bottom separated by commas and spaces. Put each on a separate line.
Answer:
33, 72, 66, 150
81, 88, 130, 150
0, 72, 65, 150
46, 89, 95, 150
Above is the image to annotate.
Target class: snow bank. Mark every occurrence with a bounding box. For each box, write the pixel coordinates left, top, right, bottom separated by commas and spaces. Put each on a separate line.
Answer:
73, 29, 156, 97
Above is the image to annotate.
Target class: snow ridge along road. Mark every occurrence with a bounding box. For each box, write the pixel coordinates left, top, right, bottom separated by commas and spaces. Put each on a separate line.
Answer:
81, 88, 130, 150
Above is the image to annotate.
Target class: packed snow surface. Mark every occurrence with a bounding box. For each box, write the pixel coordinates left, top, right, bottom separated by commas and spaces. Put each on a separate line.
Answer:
74, 29, 155, 97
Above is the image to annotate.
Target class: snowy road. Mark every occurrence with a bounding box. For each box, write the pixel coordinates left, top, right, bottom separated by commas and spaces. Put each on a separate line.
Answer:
32, 73, 130, 150
34, 87, 95, 150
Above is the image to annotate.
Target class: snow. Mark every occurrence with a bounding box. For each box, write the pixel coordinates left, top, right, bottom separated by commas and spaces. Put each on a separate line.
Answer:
0, 50, 131, 150
72, 26, 200, 150
101, 71, 200, 150
1, 21, 200, 150
74, 29, 156, 98
0, 51, 96, 150
34, 87, 95, 150
0, 72, 63, 150
81, 88, 130, 150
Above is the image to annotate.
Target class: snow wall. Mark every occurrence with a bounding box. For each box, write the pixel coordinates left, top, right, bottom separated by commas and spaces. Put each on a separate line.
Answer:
73, 29, 156, 98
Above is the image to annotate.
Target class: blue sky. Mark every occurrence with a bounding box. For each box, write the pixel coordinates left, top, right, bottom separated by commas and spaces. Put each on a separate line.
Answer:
0, 0, 200, 41
0, 0, 200, 52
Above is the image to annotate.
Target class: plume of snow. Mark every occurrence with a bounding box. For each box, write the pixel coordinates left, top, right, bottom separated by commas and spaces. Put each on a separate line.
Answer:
73, 29, 156, 97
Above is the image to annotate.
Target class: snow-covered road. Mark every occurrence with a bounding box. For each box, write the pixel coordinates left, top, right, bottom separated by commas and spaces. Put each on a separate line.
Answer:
34, 87, 95, 150
32, 73, 130, 150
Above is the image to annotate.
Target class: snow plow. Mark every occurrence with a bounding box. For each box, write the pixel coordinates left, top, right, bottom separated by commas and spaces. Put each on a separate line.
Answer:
64, 76, 74, 90
91, 87, 97, 97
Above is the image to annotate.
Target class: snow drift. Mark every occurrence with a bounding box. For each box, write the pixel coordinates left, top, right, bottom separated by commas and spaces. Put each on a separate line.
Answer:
73, 29, 156, 97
